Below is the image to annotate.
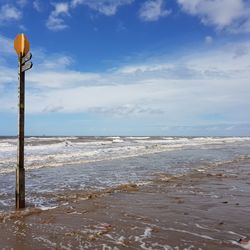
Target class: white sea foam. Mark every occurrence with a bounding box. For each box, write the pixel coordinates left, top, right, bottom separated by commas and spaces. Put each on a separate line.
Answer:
142, 227, 152, 238
33, 236, 57, 248
125, 137, 150, 140
112, 138, 124, 143
106, 136, 121, 139
1, 136, 250, 175
230, 240, 250, 250
135, 227, 153, 250
38, 205, 58, 211
26, 136, 78, 141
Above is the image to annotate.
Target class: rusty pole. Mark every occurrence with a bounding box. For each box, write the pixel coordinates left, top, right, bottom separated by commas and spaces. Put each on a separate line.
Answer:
16, 53, 25, 209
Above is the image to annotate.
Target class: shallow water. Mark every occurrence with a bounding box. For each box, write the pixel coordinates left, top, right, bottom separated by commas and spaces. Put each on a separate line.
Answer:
0, 136, 250, 211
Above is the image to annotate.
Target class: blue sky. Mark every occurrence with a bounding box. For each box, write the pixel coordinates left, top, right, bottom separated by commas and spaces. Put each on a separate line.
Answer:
0, 0, 250, 136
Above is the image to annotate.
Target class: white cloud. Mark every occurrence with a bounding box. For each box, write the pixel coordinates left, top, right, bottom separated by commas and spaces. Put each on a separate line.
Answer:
33, 0, 43, 12
19, 24, 27, 31
71, 0, 83, 8
53, 2, 70, 15
0, 4, 22, 23
139, 0, 171, 22
16, 0, 28, 8
46, 16, 68, 31
177, 0, 250, 33
28, 71, 100, 89
39, 55, 73, 70
89, 104, 163, 117
205, 35, 213, 44
117, 63, 174, 74
0, 66, 16, 85
46, 2, 70, 31
71, 0, 134, 16
0, 35, 14, 54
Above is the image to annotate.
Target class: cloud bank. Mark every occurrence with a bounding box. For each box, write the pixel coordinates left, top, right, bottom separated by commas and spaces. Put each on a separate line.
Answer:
0, 34, 249, 134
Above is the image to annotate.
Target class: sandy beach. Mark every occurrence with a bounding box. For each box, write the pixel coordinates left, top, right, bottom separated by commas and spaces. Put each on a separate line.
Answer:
0, 154, 249, 249
1, 1, 250, 248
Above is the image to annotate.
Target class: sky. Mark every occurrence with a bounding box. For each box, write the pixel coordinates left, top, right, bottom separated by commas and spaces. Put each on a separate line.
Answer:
0, 0, 250, 136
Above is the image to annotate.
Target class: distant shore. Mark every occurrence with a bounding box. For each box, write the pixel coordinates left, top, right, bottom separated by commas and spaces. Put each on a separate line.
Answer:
0, 157, 249, 249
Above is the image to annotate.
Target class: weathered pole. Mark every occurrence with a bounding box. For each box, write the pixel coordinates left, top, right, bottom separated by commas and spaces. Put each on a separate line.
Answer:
14, 33, 32, 210
16, 53, 25, 209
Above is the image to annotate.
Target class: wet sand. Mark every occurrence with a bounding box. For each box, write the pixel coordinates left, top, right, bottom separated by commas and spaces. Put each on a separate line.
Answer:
0, 159, 250, 249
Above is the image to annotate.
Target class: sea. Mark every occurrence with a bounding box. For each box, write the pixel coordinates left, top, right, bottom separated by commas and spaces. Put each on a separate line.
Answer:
0, 136, 250, 212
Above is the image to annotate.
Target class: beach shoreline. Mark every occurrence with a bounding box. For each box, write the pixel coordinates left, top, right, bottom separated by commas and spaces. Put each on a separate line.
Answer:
0, 157, 250, 249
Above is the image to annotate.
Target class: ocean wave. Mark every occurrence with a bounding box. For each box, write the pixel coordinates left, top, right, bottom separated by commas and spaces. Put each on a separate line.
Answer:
125, 137, 151, 140
1, 136, 250, 175
112, 139, 124, 143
